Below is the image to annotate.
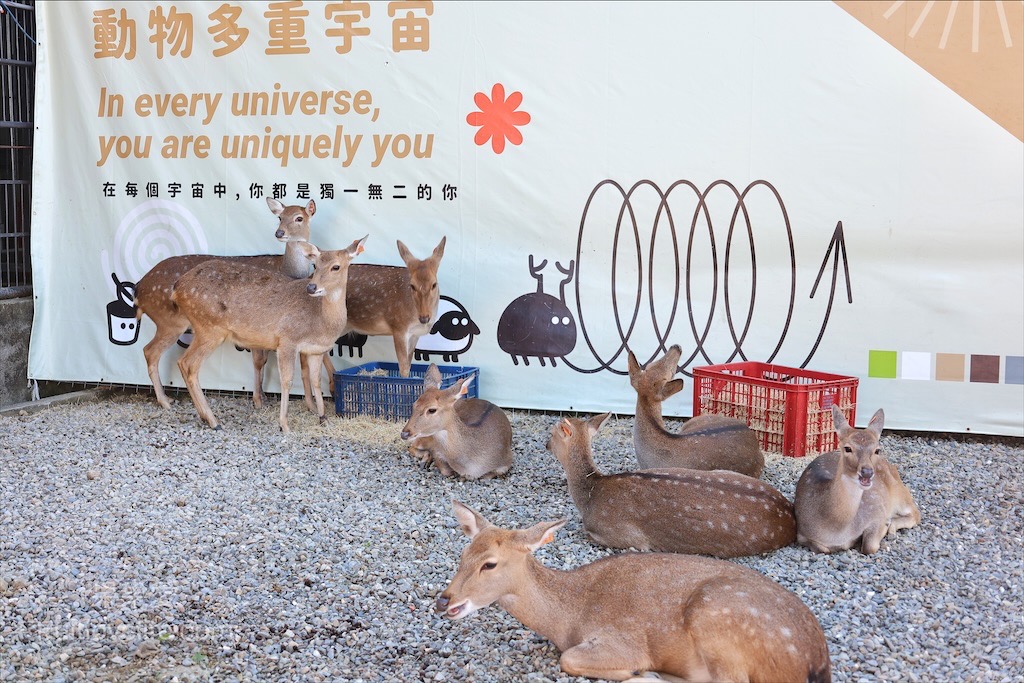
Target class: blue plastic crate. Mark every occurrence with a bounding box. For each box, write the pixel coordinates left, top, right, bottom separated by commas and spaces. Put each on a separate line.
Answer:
333, 362, 480, 421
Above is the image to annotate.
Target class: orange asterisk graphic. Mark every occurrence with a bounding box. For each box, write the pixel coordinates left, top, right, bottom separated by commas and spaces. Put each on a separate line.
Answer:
466, 83, 531, 154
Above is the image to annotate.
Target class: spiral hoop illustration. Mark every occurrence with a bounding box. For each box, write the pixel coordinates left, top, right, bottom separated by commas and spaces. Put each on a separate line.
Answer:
108, 199, 207, 283
557, 178, 848, 376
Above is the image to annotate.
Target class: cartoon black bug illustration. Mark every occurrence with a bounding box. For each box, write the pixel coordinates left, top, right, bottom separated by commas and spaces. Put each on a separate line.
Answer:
335, 331, 368, 358
497, 255, 577, 366
415, 295, 480, 362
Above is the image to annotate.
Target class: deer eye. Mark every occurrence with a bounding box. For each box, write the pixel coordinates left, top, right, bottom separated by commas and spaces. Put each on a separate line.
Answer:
295, 216, 303, 222
873, 448, 881, 455
427, 407, 437, 415
331, 264, 341, 271
843, 446, 853, 453
481, 561, 497, 571
431, 282, 437, 290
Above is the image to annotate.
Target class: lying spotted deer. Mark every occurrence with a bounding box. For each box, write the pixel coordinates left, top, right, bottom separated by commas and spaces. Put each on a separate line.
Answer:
547, 413, 795, 558
794, 406, 921, 554
436, 501, 832, 682
171, 237, 366, 433
628, 345, 764, 477
400, 364, 513, 479
134, 198, 329, 409
343, 237, 446, 377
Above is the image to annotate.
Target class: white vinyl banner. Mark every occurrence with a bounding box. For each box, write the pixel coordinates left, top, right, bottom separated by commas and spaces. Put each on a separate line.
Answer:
29, 1, 1024, 436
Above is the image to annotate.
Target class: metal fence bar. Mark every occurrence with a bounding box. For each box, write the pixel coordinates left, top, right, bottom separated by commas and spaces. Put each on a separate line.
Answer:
0, 0, 35, 298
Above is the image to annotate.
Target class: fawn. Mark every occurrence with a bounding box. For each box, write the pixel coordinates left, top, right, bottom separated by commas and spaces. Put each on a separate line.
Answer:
400, 364, 513, 479
344, 237, 446, 377
134, 198, 329, 409
794, 406, 921, 554
436, 501, 832, 682
628, 345, 764, 477
547, 413, 795, 558
171, 237, 366, 433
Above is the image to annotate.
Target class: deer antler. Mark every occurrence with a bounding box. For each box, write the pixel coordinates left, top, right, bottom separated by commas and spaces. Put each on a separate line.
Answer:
529, 255, 548, 294
555, 260, 575, 304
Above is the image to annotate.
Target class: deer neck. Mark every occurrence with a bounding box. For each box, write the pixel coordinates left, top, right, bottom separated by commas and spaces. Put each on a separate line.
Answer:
497, 558, 584, 652
561, 444, 600, 503
309, 282, 351, 342
281, 241, 312, 279
635, 395, 668, 435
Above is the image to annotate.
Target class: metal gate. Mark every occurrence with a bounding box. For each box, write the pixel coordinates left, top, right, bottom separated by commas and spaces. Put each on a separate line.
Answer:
0, 0, 35, 299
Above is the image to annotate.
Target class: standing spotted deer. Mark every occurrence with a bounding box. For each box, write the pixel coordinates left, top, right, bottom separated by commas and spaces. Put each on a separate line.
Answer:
134, 198, 329, 409
629, 345, 764, 478
547, 413, 795, 558
436, 501, 832, 683
171, 237, 366, 433
400, 364, 513, 479
794, 407, 920, 554
344, 237, 446, 377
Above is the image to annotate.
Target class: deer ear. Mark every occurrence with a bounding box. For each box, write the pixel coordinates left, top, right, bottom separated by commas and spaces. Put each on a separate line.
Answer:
396, 239, 415, 265
452, 500, 489, 539
424, 363, 443, 389
301, 243, 320, 262
348, 235, 368, 257
559, 418, 573, 438
266, 197, 284, 216
627, 350, 641, 378
432, 236, 447, 261
661, 378, 684, 400
587, 412, 611, 436
523, 518, 567, 552
866, 408, 885, 437
456, 376, 473, 398
832, 405, 853, 437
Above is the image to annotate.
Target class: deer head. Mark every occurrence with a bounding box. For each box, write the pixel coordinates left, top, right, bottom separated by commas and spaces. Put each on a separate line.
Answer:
833, 406, 885, 489
627, 344, 684, 401
266, 197, 315, 242
435, 501, 566, 620
400, 363, 473, 441
545, 413, 610, 473
398, 236, 446, 325
305, 236, 367, 300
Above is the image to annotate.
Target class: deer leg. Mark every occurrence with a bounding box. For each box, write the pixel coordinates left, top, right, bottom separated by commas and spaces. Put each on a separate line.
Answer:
321, 354, 336, 395
251, 349, 270, 409
299, 354, 316, 414
143, 321, 188, 409
176, 332, 223, 429
307, 353, 326, 423
559, 633, 670, 682
393, 334, 413, 377
275, 345, 297, 433
861, 523, 888, 555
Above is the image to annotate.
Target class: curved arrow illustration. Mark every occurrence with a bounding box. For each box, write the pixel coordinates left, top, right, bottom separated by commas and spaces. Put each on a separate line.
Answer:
801, 221, 853, 367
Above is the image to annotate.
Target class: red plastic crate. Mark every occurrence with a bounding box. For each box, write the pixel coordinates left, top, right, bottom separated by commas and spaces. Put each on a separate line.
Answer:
692, 362, 859, 457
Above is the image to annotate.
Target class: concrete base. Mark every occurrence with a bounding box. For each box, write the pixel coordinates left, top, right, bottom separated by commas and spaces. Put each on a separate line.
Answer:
0, 388, 112, 417
0, 297, 33, 407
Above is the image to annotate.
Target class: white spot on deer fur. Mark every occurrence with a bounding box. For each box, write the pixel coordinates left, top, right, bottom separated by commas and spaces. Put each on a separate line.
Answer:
787, 644, 798, 654
739, 515, 747, 523
780, 627, 792, 639
749, 607, 760, 617
717, 477, 725, 483
706, 520, 714, 528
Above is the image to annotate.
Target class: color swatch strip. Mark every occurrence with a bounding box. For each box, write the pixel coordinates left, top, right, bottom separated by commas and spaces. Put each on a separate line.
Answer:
868, 351, 1024, 384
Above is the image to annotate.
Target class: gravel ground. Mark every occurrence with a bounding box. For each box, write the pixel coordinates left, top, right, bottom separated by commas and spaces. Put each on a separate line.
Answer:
1, 392, 1022, 683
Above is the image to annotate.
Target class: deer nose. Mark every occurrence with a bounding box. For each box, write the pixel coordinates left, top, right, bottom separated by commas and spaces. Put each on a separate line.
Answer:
860, 466, 874, 480
434, 594, 450, 614
306, 283, 317, 295
400, 429, 412, 440
275, 229, 285, 239
419, 315, 431, 324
